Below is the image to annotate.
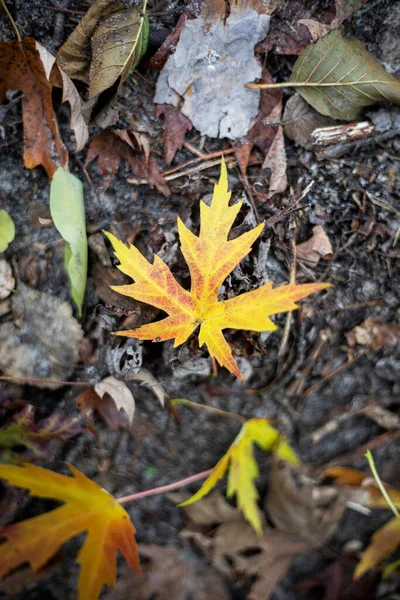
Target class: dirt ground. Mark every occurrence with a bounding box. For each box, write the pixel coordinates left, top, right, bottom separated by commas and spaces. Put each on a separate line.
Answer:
0, 0, 399, 599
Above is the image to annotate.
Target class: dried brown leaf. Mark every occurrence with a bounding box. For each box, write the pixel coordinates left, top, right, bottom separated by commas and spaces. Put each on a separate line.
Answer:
0, 38, 68, 178
94, 375, 135, 425
296, 225, 333, 265
283, 94, 338, 150
156, 104, 193, 165
345, 318, 400, 349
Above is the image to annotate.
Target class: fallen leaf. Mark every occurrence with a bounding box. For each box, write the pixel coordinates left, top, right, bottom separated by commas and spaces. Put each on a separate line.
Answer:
106, 160, 329, 378
0, 210, 15, 254
345, 319, 400, 349
35, 41, 89, 151
156, 104, 193, 165
0, 38, 68, 178
50, 167, 87, 316
103, 544, 230, 600
283, 93, 338, 150
0, 405, 83, 464
92, 262, 142, 313
57, 0, 149, 98
131, 367, 168, 407
169, 490, 241, 525
0, 258, 14, 300
234, 68, 282, 176
154, 1, 272, 139
332, 0, 368, 27
86, 131, 169, 196
0, 462, 140, 599
181, 418, 299, 533
77, 388, 131, 432
251, 30, 400, 120
266, 458, 350, 545
94, 375, 135, 425
0, 283, 83, 388
296, 225, 333, 265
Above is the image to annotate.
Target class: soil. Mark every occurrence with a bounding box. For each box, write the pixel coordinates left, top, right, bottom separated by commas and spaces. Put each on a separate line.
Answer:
0, 0, 399, 599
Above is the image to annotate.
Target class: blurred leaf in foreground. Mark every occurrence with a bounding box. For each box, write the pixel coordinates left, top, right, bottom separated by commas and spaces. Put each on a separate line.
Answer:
180, 418, 299, 533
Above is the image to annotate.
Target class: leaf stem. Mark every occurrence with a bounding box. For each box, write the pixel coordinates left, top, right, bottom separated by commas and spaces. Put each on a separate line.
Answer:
171, 397, 246, 423
247, 81, 400, 89
365, 450, 400, 519
117, 469, 212, 505
1, 0, 21, 42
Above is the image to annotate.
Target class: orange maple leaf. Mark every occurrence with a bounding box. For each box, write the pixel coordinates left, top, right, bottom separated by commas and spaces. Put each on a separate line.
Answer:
0, 463, 140, 600
106, 160, 330, 379
0, 39, 68, 178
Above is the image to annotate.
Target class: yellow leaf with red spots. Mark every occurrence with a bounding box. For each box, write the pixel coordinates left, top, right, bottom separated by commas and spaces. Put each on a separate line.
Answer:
0, 463, 139, 600
106, 160, 330, 379
180, 418, 299, 533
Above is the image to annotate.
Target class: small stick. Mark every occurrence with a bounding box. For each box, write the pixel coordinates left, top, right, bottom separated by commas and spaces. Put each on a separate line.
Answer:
171, 397, 245, 423
278, 220, 297, 357
117, 469, 212, 504
1, 0, 22, 41
0, 375, 92, 386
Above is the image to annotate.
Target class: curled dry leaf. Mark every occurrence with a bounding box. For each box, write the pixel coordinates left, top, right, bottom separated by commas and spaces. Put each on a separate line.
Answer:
57, 0, 149, 99
131, 367, 168, 407
0, 258, 14, 300
107, 161, 329, 379
35, 41, 88, 151
94, 375, 136, 425
296, 225, 333, 265
283, 94, 338, 150
0, 283, 83, 388
345, 318, 400, 349
266, 458, 351, 546
0, 38, 68, 178
154, 1, 272, 139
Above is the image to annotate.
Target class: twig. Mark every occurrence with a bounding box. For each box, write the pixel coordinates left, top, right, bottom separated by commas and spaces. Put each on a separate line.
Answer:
33, 4, 85, 14
278, 219, 297, 357
0, 375, 91, 386
117, 469, 212, 504
320, 430, 400, 471
1, 0, 22, 41
171, 397, 245, 423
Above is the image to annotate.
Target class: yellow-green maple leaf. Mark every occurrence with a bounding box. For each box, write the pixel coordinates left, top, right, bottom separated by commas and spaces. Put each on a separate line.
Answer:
180, 418, 299, 533
106, 160, 330, 380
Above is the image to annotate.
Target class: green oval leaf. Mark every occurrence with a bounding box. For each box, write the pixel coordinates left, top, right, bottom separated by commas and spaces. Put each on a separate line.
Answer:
50, 167, 87, 316
0, 209, 15, 253
289, 29, 400, 120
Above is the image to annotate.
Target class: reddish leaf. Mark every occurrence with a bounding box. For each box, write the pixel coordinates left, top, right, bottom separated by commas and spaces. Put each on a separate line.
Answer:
156, 104, 193, 165
86, 131, 169, 196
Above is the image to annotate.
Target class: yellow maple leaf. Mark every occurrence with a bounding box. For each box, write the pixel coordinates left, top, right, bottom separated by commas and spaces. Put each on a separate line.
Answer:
180, 418, 299, 533
106, 160, 330, 379
0, 463, 140, 600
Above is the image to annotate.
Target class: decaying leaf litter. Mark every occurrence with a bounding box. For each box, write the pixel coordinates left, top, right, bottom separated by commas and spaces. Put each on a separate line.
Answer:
0, 0, 400, 598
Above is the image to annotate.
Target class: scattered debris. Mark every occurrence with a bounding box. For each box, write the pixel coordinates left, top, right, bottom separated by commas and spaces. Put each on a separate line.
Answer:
0, 283, 83, 388
0, 258, 14, 300
345, 319, 400, 349
296, 225, 333, 265
283, 94, 338, 150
